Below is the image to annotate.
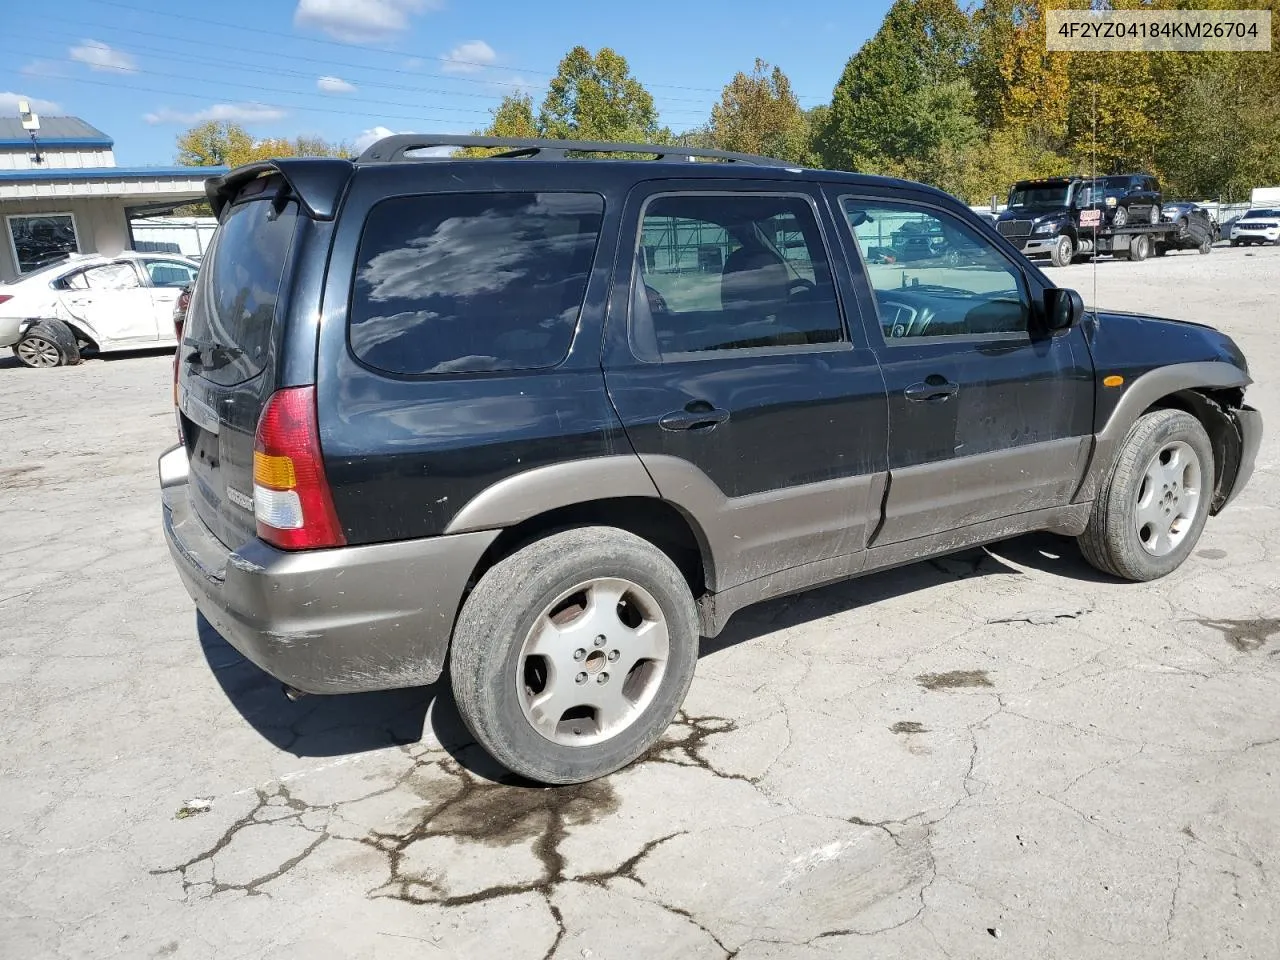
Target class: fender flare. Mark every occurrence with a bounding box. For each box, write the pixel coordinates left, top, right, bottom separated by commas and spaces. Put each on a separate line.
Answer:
1074, 360, 1251, 503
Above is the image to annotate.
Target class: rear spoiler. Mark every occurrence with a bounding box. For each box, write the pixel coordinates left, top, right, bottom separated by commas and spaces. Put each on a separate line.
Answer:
206, 157, 354, 221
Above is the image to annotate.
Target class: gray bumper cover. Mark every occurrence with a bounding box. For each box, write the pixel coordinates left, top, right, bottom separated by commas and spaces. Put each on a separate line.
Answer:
159, 445, 498, 694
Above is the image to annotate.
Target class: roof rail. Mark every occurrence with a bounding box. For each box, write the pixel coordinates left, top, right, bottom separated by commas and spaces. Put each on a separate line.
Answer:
356, 134, 785, 167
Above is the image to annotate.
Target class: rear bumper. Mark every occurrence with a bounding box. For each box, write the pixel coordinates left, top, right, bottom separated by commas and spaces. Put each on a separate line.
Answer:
159, 445, 499, 694
1219, 406, 1263, 512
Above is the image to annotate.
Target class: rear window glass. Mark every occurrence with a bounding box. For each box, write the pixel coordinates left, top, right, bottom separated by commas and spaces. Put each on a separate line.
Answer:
184, 186, 298, 386
349, 192, 604, 375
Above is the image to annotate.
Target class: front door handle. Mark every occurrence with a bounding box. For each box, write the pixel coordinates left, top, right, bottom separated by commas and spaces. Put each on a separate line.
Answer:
658, 402, 730, 432
904, 377, 959, 403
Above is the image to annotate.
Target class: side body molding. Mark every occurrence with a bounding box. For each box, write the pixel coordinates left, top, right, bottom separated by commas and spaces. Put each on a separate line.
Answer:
444, 453, 887, 595
1074, 361, 1251, 502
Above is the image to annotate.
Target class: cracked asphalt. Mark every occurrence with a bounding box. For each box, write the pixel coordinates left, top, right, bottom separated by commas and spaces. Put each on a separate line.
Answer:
2, 246, 1278, 959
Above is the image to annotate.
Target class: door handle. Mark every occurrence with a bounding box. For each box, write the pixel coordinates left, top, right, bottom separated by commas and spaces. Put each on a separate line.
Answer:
658, 402, 730, 432
904, 377, 959, 403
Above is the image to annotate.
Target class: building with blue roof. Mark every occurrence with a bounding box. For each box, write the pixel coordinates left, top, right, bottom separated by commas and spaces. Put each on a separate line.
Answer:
0, 115, 226, 281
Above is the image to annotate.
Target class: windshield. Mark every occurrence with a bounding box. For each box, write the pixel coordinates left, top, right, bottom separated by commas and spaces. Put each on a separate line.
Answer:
1243, 209, 1280, 219
1008, 185, 1069, 209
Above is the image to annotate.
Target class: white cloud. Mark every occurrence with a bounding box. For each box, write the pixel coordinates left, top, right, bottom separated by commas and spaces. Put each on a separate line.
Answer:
69, 39, 137, 73
403, 57, 425, 70
144, 103, 287, 125
21, 61, 67, 78
354, 126, 464, 154
317, 75, 356, 94
441, 40, 497, 74
354, 125, 399, 153
0, 92, 61, 114
293, 0, 441, 43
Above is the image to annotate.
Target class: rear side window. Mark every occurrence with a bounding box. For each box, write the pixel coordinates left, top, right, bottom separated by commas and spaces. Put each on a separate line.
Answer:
349, 192, 604, 375
184, 187, 298, 386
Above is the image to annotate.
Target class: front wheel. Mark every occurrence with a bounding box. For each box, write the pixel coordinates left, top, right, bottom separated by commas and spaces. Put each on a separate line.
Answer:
1077, 410, 1214, 581
1049, 234, 1074, 268
450, 526, 700, 784
1113, 206, 1129, 227
1199, 238, 1213, 255
13, 319, 81, 368
1149, 204, 1161, 225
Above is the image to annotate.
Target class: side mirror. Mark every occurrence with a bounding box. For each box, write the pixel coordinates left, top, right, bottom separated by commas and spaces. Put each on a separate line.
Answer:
1044, 287, 1085, 332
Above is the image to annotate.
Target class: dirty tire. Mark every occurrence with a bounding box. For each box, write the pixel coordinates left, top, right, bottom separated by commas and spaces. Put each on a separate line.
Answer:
450, 526, 699, 784
1049, 234, 1074, 268
1199, 238, 1212, 255
14, 319, 81, 368
1078, 410, 1214, 581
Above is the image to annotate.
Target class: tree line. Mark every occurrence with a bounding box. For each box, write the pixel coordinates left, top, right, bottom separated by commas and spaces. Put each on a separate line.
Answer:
177, 0, 1280, 203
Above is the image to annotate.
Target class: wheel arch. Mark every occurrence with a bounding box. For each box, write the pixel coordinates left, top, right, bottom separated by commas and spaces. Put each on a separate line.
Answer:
1075, 362, 1251, 508
465, 496, 713, 606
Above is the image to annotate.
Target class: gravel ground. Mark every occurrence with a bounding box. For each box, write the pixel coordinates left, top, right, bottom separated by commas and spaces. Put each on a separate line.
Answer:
1, 244, 1277, 959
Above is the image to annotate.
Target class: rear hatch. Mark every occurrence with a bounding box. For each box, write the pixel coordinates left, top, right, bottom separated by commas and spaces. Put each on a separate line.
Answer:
177, 174, 301, 550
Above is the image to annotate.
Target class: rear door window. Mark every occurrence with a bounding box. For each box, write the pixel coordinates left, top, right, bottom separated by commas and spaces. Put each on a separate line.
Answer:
183, 183, 298, 386
349, 192, 605, 375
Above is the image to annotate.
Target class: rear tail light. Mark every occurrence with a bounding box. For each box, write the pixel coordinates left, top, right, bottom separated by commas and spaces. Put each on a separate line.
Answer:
252, 386, 346, 550
0, 295, 12, 306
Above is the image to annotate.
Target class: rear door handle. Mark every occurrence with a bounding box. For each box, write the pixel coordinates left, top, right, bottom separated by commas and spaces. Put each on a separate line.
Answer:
904, 378, 959, 402
658, 404, 730, 432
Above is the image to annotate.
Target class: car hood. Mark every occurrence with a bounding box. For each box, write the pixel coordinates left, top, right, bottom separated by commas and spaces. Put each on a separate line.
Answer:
1088, 309, 1250, 380
999, 207, 1070, 222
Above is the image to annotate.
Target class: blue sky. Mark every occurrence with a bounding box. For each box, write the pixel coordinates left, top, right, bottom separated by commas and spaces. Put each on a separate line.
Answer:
2, 0, 894, 166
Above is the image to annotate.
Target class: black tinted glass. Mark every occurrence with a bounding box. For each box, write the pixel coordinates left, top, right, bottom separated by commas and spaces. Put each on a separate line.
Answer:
350, 192, 604, 375
184, 193, 297, 386
634, 193, 844, 356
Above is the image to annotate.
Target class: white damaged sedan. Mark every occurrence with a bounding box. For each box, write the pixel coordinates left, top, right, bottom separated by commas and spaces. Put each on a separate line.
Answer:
0, 252, 198, 368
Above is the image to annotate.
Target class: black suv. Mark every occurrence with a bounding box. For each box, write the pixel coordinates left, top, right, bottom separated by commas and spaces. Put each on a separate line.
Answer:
161, 136, 1261, 784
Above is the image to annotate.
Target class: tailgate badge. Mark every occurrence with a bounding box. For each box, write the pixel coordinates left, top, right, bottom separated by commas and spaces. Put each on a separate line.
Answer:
225, 485, 254, 513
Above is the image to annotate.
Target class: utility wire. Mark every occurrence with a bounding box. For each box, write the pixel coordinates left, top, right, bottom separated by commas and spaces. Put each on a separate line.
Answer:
79, 0, 827, 101
7, 39, 717, 120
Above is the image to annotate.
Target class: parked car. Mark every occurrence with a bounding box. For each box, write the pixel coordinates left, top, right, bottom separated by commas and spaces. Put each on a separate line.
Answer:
1229, 208, 1280, 246
0, 252, 200, 368
160, 137, 1261, 785
1155, 202, 1216, 255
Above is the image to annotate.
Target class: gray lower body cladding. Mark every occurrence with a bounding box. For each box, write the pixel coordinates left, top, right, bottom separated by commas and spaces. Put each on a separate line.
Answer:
160, 445, 498, 694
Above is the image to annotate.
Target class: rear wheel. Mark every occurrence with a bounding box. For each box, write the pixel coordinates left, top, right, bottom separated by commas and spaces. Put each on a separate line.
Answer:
1049, 234, 1074, 268
1129, 234, 1152, 261
13, 319, 81, 368
1078, 410, 1213, 581
450, 526, 700, 784
1199, 238, 1213, 255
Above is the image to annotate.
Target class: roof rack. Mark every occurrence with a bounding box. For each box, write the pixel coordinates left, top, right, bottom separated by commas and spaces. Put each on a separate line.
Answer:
356, 134, 785, 167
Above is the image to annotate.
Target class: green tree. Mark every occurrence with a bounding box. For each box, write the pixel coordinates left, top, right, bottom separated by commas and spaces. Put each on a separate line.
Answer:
539, 46, 664, 142
175, 121, 254, 167
175, 121, 350, 168
460, 92, 541, 156
709, 59, 811, 163
822, 0, 979, 184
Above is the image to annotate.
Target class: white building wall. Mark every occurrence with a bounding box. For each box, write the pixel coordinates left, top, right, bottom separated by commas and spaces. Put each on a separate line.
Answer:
0, 147, 117, 171
0, 197, 129, 282
130, 217, 218, 258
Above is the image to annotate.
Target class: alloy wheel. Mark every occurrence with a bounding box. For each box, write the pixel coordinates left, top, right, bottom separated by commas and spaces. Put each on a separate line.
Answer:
16, 336, 60, 368
517, 577, 670, 746
1134, 440, 1202, 556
